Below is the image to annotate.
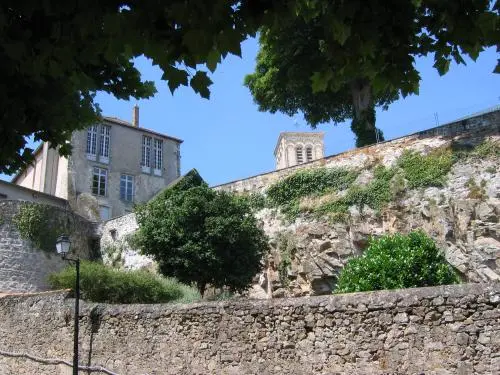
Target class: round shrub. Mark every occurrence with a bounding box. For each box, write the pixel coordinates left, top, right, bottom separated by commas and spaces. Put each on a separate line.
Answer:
335, 231, 460, 293
48, 261, 200, 304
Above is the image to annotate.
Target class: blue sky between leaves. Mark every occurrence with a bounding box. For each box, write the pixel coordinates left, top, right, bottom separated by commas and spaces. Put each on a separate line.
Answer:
1, 37, 499, 186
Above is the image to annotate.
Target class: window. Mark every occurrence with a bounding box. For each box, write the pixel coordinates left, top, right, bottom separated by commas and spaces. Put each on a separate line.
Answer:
120, 174, 134, 202
87, 125, 110, 162
306, 147, 313, 162
99, 125, 111, 163
99, 206, 111, 221
141, 136, 152, 172
86, 125, 98, 160
296, 147, 304, 164
92, 167, 107, 196
153, 139, 163, 176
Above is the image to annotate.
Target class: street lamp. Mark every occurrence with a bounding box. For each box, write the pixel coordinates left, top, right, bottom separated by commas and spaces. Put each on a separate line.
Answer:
56, 235, 80, 375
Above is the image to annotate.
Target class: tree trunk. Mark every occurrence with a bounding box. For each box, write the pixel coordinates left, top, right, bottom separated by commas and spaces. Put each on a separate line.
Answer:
350, 79, 384, 147
197, 282, 206, 298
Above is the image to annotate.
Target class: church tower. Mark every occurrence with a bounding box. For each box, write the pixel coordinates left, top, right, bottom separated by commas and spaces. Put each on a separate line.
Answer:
274, 132, 324, 170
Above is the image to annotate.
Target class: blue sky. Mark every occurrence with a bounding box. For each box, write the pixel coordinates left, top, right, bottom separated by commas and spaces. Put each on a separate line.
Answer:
1, 38, 499, 186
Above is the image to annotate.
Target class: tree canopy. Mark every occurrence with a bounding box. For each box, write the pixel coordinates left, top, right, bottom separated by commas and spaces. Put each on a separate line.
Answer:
0, 0, 274, 173
245, 0, 499, 146
133, 170, 268, 296
1, 1, 498, 171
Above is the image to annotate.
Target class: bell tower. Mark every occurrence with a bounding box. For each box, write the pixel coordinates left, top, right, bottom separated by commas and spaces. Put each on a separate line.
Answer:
274, 132, 324, 170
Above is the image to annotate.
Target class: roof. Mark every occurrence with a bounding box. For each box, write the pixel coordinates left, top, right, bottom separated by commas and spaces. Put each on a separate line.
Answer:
274, 132, 324, 156
10, 116, 183, 183
102, 116, 183, 144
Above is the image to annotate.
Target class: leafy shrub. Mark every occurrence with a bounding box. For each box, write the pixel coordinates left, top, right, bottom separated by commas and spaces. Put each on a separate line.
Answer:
335, 231, 460, 293
398, 149, 454, 189
48, 261, 200, 304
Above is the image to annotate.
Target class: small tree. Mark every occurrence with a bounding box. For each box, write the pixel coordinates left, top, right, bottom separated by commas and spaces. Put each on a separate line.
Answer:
335, 231, 460, 293
133, 171, 268, 296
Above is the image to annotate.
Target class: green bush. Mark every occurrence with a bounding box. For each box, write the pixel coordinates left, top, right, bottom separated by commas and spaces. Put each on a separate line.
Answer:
48, 261, 200, 304
335, 231, 460, 293
398, 149, 454, 189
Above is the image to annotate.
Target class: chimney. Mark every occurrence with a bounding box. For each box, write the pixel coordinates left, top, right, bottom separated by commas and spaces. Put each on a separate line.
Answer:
132, 105, 139, 127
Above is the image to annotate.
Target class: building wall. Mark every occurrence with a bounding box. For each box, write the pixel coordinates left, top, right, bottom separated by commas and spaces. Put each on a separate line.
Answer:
99, 213, 155, 270
67, 121, 181, 220
0, 283, 498, 374
215, 109, 500, 194
0, 201, 98, 293
0, 181, 68, 209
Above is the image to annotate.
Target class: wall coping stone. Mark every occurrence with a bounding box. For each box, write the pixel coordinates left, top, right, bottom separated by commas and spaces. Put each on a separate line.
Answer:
2, 282, 498, 316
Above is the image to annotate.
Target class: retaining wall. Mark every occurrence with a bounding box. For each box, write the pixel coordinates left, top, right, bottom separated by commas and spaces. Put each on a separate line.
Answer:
0, 283, 498, 374
0, 201, 98, 292
213, 109, 500, 194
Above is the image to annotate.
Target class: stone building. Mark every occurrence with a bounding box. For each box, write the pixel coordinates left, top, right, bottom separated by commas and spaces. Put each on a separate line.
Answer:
274, 132, 324, 169
11, 106, 182, 220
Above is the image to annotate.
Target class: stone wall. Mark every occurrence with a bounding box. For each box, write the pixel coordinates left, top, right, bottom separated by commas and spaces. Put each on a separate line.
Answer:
213, 108, 500, 194
0, 201, 98, 293
99, 213, 154, 270
0, 283, 499, 374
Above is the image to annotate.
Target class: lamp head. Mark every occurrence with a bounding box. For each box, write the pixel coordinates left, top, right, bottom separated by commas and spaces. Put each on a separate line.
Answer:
55, 235, 71, 256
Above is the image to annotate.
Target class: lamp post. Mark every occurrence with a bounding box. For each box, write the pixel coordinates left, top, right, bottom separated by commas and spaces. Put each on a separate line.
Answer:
56, 235, 79, 375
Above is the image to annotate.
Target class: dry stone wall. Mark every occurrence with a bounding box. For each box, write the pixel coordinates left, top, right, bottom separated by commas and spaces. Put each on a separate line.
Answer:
0, 201, 98, 293
0, 283, 499, 374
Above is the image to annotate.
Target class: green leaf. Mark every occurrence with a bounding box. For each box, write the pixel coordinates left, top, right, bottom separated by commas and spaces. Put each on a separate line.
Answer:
330, 19, 351, 46
162, 66, 189, 94
206, 49, 221, 73
218, 30, 242, 57
190, 71, 212, 99
311, 70, 333, 93
433, 56, 451, 75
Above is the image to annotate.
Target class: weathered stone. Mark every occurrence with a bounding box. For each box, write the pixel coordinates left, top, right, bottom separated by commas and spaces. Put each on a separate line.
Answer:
2, 283, 497, 375
475, 202, 496, 222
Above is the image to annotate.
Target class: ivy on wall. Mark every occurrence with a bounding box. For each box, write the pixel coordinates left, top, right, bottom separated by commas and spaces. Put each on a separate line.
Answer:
276, 231, 297, 288
13, 203, 72, 253
264, 139, 499, 222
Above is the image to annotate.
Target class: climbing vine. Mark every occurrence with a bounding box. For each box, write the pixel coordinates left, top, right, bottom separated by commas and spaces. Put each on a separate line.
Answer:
265, 140, 499, 222
276, 231, 297, 288
266, 167, 358, 219
13, 203, 71, 253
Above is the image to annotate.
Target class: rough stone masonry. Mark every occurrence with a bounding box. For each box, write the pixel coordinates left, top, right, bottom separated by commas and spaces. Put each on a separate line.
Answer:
0, 283, 499, 374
